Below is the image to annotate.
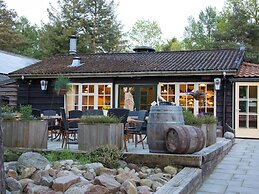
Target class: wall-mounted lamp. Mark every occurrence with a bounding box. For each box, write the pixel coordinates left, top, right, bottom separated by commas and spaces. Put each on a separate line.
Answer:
214, 78, 221, 90
40, 80, 48, 91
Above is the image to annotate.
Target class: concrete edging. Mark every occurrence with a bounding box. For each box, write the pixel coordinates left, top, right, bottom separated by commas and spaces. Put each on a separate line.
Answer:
155, 167, 202, 194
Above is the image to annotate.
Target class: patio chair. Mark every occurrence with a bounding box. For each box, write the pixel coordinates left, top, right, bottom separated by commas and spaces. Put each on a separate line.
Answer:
32, 108, 41, 119
107, 108, 129, 127
60, 108, 79, 148
124, 110, 148, 152
82, 109, 103, 116
42, 109, 61, 141
68, 110, 83, 128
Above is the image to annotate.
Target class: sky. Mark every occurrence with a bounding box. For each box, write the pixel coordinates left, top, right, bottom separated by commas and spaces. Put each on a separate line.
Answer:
4, 0, 226, 40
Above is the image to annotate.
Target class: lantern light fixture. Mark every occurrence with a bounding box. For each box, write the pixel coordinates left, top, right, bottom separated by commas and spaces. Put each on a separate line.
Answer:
40, 80, 48, 91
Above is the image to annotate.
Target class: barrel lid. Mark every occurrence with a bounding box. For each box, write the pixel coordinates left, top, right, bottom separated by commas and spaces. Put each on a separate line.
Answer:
150, 105, 183, 112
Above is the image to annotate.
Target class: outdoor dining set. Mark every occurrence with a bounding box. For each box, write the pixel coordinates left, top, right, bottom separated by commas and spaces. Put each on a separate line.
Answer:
35, 108, 148, 152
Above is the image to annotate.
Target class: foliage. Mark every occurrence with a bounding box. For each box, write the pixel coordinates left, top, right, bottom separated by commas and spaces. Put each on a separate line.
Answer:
44, 150, 89, 164
86, 144, 123, 168
188, 90, 206, 100
4, 149, 25, 162
183, 109, 217, 125
54, 75, 71, 93
183, 6, 219, 50
161, 38, 182, 51
0, 0, 26, 53
15, 16, 41, 58
39, 0, 125, 57
201, 115, 218, 124
80, 115, 120, 124
19, 105, 32, 120
183, 110, 203, 125
128, 19, 163, 51
2, 113, 16, 121
1, 105, 14, 113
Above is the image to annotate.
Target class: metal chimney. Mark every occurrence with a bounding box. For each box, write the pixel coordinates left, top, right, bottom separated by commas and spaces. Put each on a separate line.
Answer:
69, 35, 77, 55
70, 56, 81, 67
133, 46, 155, 53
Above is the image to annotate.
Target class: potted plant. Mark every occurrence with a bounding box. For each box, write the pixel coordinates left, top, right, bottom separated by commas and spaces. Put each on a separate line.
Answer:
189, 90, 206, 101
2, 105, 48, 149
54, 75, 71, 95
78, 115, 124, 152
183, 110, 218, 147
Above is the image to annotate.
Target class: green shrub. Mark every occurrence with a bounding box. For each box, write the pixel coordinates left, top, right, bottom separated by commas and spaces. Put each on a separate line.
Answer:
86, 144, 123, 168
2, 113, 16, 121
80, 115, 120, 124
200, 115, 218, 124
183, 110, 217, 125
183, 110, 203, 125
19, 105, 32, 120
1, 105, 14, 113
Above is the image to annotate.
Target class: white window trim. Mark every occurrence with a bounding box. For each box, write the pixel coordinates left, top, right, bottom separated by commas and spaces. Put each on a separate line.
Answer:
65, 83, 113, 111
158, 82, 216, 116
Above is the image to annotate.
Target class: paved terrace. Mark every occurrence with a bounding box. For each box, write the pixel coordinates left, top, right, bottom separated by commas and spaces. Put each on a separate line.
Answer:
196, 139, 259, 194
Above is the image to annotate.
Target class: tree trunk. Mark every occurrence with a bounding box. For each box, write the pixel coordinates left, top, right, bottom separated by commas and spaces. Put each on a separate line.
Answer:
0, 119, 6, 193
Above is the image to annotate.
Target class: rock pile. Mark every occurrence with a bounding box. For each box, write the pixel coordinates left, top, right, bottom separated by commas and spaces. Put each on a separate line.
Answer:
4, 152, 178, 194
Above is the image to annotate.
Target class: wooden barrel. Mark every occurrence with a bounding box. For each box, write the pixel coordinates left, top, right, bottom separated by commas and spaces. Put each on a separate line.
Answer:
147, 105, 184, 153
165, 125, 205, 154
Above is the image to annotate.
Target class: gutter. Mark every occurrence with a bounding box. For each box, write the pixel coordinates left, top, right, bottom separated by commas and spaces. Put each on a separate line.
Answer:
229, 77, 259, 82
9, 70, 238, 79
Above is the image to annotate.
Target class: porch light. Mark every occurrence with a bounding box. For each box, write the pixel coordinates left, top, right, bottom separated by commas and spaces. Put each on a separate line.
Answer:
40, 80, 48, 91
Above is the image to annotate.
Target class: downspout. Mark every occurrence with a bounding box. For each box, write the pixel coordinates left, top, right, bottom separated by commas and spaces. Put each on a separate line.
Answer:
222, 71, 227, 134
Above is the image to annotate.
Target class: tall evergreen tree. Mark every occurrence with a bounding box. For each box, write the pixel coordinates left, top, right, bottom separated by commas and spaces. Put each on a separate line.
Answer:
214, 0, 259, 62
0, 0, 26, 52
40, 0, 125, 57
183, 6, 219, 50
15, 17, 41, 58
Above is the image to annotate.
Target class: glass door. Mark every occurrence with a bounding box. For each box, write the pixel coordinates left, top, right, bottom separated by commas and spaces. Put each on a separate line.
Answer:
118, 85, 156, 111
235, 83, 259, 138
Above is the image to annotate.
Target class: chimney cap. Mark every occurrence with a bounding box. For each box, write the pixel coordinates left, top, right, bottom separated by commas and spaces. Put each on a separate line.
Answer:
69, 56, 81, 67
133, 46, 155, 53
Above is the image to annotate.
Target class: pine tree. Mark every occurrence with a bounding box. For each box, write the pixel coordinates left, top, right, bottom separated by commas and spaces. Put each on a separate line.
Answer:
40, 0, 125, 57
0, 0, 25, 52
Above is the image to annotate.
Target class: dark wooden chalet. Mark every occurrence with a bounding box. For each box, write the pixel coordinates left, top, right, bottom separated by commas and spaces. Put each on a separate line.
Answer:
9, 48, 246, 133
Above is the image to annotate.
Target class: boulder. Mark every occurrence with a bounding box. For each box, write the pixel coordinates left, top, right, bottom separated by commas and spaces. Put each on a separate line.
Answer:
17, 152, 50, 171
5, 177, 22, 192
224, 131, 235, 139
94, 173, 121, 193
52, 175, 80, 192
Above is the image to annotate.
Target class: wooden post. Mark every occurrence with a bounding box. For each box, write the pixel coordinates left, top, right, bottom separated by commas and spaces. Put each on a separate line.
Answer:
0, 97, 6, 193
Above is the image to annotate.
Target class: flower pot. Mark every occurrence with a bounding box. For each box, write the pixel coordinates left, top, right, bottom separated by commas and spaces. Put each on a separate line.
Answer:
194, 95, 205, 101
59, 88, 67, 96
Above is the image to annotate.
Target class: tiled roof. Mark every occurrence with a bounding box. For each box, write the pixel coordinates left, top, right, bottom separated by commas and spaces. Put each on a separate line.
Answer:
237, 62, 259, 77
10, 49, 245, 77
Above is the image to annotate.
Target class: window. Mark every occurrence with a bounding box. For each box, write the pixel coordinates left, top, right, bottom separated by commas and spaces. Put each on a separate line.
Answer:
66, 83, 112, 112
159, 82, 215, 115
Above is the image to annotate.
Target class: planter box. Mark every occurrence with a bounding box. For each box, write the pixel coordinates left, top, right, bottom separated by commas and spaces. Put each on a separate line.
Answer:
200, 124, 217, 147
2, 120, 48, 149
78, 123, 124, 152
